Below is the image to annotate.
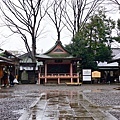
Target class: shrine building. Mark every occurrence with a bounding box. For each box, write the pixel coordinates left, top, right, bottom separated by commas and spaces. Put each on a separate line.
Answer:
36, 40, 81, 85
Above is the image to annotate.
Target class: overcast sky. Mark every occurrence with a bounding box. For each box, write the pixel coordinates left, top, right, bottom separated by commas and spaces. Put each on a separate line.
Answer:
0, 0, 120, 54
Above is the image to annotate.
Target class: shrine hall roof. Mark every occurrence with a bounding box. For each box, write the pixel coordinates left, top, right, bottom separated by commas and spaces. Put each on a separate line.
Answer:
36, 40, 81, 60
36, 54, 77, 59
44, 40, 70, 55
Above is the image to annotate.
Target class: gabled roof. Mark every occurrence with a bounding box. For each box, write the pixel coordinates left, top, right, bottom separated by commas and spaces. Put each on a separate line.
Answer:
0, 56, 12, 62
44, 40, 70, 55
18, 51, 32, 59
18, 51, 33, 63
0, 49, 19, 59
0, 49, 20, 65
36, 40, 81, 60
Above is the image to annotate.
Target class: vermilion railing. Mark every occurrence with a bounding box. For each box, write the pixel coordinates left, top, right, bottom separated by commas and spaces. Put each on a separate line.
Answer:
39, 73, 78, 77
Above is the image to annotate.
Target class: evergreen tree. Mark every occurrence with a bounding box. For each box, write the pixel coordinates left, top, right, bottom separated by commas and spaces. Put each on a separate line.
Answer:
66, 10, 115, 70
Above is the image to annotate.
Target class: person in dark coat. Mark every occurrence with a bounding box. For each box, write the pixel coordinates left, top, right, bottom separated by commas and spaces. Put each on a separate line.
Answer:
9, 71, 15, 86
1, 70, 9, 87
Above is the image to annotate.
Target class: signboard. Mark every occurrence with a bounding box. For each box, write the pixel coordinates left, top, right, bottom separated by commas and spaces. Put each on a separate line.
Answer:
92, 71, 101, 78
83, 69, 91, 75
82, 69, 91, 81
83, 76, 91, 81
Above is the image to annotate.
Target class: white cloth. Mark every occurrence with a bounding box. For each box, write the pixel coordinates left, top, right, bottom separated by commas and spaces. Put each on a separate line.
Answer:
13, 78, 19, 84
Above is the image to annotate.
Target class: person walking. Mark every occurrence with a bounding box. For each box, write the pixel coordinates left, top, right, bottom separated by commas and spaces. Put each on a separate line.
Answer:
9, 71, 14, 87
1, 70, 9, 87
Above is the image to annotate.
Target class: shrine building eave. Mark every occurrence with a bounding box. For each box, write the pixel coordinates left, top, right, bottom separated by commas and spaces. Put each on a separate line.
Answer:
36, 40, 82, 62
36, 54, 81, 61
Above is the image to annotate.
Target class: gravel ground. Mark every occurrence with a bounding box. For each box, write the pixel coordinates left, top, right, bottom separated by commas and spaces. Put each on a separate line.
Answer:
0, 84, 120, 120
84, 88, 120, 120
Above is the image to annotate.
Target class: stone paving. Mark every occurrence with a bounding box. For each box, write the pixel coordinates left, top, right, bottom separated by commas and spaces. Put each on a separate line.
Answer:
19, 90, 118, 120
0, 84, 120, 120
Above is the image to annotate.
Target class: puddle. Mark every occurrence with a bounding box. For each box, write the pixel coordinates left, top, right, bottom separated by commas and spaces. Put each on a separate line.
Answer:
18, 91, 118, 120
114, 87, 120, 90
0, 95, 11, 98
13, 109, 25, 114
113, 106, 120, 109
92, 89, 102, 93
0, 90, 13, 93
0, 90, 13, 98
83, 89, 114, 93
83, 90, 91, 93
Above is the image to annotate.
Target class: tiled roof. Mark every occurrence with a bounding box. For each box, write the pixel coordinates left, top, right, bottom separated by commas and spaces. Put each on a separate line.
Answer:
44, 40, 70, 55
36, 54, 77, 59
112, 48, 120, 56
113, 53, 120, 60
109, 48, 120, 62
98, 62, 118, 67
36, 40, 78, 59
36, 54, 52, 58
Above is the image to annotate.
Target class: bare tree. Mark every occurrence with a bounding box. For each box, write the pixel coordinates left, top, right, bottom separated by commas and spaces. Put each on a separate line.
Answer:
0, 40, 6, 48
46, 0, 66, 41
63, 0, 104, 38
107, 0, 120, 13
109, 0, 120, 5
0, 0, 50, 62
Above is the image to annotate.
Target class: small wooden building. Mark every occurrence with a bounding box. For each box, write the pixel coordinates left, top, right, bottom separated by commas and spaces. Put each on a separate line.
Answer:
0, 56, 13, 79
0, 49, 20, 84
108, 53, 120, 82
36, 40, 81, 84
18, 52, 37, 84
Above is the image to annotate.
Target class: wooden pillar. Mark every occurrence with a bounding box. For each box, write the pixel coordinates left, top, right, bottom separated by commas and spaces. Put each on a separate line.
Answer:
0, 67, 3, 85
118, 61, 120, 83
70, 63, 73, 83
58, 77, 60, 84
45, 64, 47, 83
77, 73, 79, 83
38, 72, 40, 84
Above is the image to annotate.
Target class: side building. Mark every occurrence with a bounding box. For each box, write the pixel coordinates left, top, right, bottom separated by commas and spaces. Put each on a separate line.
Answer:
0, 49, 20, 85
18, 52, 37, 84
97, 48, 120, 83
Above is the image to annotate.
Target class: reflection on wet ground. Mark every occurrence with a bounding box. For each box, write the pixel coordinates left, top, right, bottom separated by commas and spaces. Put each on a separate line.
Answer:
83, 89, 111, 93
19, 91, 117, 120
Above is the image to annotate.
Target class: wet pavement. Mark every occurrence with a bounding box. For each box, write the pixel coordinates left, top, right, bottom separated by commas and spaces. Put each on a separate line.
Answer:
19, 91, 118, 120
0, 84, 120, 120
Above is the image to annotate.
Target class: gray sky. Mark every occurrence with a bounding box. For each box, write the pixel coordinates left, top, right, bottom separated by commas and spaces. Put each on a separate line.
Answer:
0, 0, 120, 54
